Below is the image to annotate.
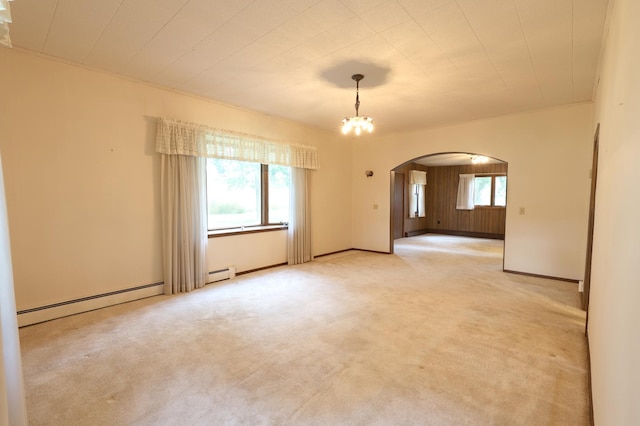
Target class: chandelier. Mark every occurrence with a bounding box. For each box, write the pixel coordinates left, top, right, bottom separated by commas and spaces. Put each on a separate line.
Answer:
471, 155, 489, 164
341, 74, 374, 135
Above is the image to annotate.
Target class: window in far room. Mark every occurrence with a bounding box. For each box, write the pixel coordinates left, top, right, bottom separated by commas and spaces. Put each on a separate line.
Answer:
409, 169, 427, 218
206, 158, 290, 231
409, 183, 425, 218
474, 174, 507, 207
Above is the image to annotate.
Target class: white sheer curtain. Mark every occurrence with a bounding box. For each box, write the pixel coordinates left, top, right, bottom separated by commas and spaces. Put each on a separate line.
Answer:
409, 170, 427, 218
456, 174, 475, 210
0, 0, 15, 48
0, 151, 28, 425
288, 167, 312, 265
160, 154, 208, 295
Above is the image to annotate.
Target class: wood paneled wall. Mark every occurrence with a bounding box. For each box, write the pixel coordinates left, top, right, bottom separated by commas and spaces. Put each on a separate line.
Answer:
426, 163, 508, 238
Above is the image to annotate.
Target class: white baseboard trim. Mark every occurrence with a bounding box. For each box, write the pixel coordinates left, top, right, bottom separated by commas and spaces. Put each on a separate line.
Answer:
17, 282, 164, 327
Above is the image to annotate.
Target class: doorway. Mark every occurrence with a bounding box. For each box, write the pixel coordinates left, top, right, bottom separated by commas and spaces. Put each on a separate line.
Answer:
389, 152, 508, 259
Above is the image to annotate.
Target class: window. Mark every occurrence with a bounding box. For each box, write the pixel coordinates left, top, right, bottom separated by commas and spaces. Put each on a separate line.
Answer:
473, 176, 492, 206
268, 164, 291, 223
409, 170, 427, 218
473, 174, 507, 207
494, 176, 507, 206
409, 184, 425, 218
206, 158, 290, 230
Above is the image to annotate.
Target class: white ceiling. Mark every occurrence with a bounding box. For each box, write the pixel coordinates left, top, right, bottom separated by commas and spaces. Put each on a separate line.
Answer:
9, 0, 609, 134
414, 152, 504, 166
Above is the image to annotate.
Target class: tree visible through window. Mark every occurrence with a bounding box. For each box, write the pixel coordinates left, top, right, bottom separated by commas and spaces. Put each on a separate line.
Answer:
473, 176, 492, 206
206, 158, 290, 230
268, 164, 290, 224
473, 175, 507, 207
494, 176, 507, 206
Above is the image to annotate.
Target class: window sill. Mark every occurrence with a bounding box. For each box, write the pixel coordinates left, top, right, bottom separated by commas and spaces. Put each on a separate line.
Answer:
208, 224, 288, 238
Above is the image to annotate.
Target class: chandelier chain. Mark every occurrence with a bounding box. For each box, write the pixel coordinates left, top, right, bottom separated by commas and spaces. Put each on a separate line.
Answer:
355, 78, 360, 116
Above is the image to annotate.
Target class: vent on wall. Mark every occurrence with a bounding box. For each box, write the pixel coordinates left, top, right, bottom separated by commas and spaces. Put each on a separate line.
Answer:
207, 266, 237, 284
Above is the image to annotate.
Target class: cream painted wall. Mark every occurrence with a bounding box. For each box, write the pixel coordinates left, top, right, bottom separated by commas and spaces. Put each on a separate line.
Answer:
0, 48, 351, 312
589, 0, 640, 423
351, 103, 594, 280
207, 230, 287, 273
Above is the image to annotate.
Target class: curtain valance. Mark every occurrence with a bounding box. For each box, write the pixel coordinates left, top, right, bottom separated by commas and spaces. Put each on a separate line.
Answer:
409, 170, 427, 185
156, 117, 319, 170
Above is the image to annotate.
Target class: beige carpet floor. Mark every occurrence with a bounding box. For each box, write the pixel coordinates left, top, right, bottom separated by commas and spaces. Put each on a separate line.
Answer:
19, 235, 589, 425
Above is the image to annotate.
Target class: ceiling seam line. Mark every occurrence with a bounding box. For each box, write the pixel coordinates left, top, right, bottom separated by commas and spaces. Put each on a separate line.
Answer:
376, 23, 473, 116
182, 11, 372, 94
118, 0, 193, 73
396, 0, 492, 118
41, 0, 60, 53
395, 0, 479, 116
511, 0, 547, 104
395, 2, 463, 78
81, 0, 127, 64
453, 0, 511, 92
175, 3, 331, 91
147, 0, 259, 85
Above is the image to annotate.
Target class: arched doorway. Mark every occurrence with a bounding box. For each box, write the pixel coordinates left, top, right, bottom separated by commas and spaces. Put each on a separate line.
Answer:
389, 152, 508, 256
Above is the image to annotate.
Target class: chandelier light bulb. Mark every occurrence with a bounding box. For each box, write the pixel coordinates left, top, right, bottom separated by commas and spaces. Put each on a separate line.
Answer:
471, 155, 489, 164
341, 119, 352, 134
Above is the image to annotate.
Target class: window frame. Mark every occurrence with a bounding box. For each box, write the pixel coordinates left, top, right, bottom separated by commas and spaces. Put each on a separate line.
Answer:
474, 173, 507, 208
206, 160, 290, 237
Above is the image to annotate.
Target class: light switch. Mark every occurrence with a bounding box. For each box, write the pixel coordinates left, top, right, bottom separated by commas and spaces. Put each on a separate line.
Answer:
519, 207, 525, 215
373, 204, 378, 210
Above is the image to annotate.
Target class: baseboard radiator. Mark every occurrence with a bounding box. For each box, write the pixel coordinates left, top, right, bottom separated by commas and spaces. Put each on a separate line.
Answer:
207, 266, 237, 284
17, 268, 237, 327
17, 282, 164, 327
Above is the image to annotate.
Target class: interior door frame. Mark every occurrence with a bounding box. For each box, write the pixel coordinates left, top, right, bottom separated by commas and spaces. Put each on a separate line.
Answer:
392, 172, 405, 241
389, 171, 398, 254
583, 123, 600, 318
